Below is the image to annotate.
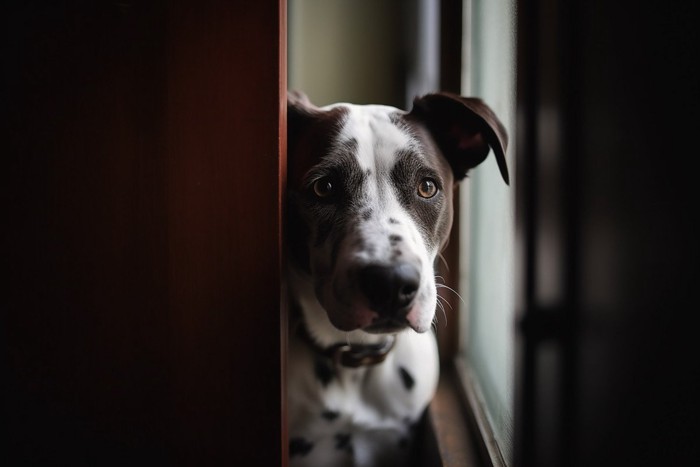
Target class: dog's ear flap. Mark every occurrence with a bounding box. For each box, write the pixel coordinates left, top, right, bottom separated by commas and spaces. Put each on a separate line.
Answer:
288, 90, 320, 151
410, 93, 509, 184
287, 90, 322, 186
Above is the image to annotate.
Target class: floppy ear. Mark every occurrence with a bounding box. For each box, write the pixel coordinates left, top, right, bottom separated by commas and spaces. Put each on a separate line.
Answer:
287, 90, 327, 189
287, 90, 320, 154
409, 92, 509, 184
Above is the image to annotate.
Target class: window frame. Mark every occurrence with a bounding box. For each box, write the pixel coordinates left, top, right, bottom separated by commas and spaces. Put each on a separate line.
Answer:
427, 1, 514, 466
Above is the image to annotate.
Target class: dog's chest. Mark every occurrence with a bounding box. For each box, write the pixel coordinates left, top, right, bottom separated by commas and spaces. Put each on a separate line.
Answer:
288, 331, 438, 467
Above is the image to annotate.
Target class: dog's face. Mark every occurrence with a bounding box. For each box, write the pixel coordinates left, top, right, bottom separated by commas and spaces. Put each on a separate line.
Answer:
287, 92, 508, 337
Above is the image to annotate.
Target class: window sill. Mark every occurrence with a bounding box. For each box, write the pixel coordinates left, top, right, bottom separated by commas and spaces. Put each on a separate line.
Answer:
425, 357, 507, 467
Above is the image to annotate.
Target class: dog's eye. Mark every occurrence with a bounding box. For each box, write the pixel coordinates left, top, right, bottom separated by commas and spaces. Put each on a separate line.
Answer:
417, 178, 438, 199
313, 177, 334, 198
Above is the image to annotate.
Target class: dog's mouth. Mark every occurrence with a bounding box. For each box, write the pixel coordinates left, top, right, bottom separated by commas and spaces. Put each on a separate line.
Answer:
363, 317, 410, 334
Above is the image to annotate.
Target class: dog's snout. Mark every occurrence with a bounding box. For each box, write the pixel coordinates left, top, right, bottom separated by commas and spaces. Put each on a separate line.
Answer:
357, 263, 420, 315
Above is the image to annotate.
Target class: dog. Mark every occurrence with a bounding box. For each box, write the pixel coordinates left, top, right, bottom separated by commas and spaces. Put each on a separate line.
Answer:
286, 90, 508, 466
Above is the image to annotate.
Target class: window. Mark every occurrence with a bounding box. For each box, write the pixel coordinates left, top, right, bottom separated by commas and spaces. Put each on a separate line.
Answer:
458, 0, 517, 464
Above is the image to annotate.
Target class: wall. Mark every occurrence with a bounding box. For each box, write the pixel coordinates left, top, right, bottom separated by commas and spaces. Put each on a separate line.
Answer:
288, 0, 406, 107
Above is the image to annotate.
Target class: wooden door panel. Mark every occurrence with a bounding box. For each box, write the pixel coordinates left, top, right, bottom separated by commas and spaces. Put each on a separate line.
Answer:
4, 2, 286, 465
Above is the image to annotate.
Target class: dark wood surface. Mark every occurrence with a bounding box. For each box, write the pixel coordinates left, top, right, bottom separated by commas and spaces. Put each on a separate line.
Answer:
4, 1, 286, 465
428, 362, 483, 467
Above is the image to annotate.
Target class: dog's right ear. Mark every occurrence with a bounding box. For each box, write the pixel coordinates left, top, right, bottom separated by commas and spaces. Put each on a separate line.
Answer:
287, 91, 349, 189
287, 91, 322, 188
288, 89, 315, 109
288, 90, 320, 155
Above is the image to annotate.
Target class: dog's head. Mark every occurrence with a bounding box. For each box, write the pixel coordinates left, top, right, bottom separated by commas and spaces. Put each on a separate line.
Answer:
287, 91, 508, 339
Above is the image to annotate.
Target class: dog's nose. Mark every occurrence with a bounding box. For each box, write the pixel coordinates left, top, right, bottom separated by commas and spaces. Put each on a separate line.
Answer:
357, 263, 420, 315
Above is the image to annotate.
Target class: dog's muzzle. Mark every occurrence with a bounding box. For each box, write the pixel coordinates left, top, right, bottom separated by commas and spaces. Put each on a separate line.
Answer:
355, 262, 421, 332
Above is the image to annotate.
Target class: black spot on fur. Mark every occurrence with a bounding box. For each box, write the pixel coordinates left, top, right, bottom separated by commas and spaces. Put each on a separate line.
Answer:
353, 237, 365, 249
301, 138, 366, 258
334, 433, 353, 453
328, 229, 345, 272
399, 366, 415, 390
408, 419, 420, 435
322, 410, 340, 421
289, 437, 314, 457
314, 222, 334, 247
361, 208, 373, 221
389, 218, 400, 224
390, 149, 447, 250
314, 357, 335, 386
389, 234, 403, 245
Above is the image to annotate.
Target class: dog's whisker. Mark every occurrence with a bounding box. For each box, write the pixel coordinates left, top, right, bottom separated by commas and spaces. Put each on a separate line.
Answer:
435, 299, 444, 313
431, 315, 440, 332
437, 253, 450, 271
435, 299, 448, 327
435, 283, 465, 304
437, 294, 454, 310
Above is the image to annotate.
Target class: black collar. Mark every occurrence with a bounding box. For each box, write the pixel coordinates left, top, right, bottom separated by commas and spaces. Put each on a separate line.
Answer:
295, 322, 396, 369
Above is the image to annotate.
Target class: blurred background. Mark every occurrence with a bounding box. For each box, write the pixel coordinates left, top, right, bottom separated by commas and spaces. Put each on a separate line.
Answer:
289, 0, 436, 108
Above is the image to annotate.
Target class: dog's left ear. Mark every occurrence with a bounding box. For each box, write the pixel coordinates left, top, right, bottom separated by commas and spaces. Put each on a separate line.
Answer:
410, 92, 509, 184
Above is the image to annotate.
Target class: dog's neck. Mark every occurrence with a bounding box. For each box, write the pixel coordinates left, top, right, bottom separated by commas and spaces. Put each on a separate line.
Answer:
288, 266, 400, 348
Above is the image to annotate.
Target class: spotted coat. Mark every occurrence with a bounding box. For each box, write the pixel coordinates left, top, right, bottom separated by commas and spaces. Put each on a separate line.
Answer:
286, 91, 508, 467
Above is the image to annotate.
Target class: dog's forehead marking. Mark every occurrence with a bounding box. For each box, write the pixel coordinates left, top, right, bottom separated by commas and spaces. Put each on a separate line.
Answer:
323, 103, 417, 172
